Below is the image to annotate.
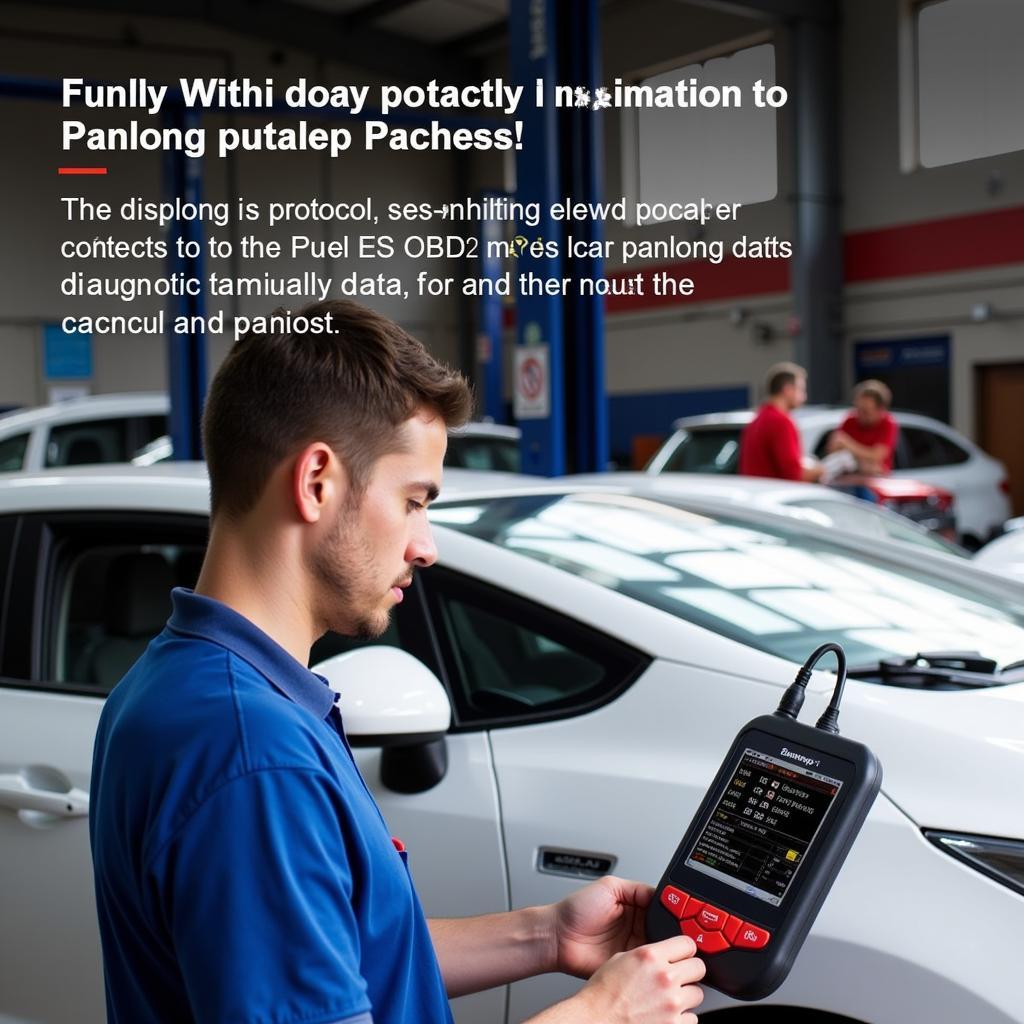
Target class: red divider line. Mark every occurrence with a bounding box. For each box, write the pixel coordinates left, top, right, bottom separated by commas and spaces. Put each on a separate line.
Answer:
58, 167, 108, 175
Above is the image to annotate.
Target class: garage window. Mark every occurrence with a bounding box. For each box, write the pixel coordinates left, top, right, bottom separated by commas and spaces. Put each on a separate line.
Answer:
903, 0, 1024, 169
625, 39, 779, 221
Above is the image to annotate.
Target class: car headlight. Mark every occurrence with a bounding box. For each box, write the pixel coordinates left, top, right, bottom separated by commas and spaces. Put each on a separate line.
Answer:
925, 831, 1024, 898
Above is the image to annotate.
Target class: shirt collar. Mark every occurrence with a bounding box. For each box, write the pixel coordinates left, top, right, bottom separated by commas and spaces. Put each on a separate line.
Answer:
167, 588, 337, 720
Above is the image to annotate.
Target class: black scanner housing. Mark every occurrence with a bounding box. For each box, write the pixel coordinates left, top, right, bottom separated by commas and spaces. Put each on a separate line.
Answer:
646, 714, 882, 1000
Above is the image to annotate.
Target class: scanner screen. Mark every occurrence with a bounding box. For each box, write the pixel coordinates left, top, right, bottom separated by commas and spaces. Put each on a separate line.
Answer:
685, 748, 843, 906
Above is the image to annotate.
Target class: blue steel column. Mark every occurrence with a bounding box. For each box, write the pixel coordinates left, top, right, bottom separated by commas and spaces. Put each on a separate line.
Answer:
477, 190, 507, 422
509, 0, 566, 477
163, 103, 208, 461
561, 0, 608, 472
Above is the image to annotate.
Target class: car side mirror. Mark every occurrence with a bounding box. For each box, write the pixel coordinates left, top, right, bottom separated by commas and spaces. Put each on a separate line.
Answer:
312, 646, 452, 793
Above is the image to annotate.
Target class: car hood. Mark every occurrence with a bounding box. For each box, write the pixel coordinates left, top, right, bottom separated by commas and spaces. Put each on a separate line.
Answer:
809, 677, 1024, 838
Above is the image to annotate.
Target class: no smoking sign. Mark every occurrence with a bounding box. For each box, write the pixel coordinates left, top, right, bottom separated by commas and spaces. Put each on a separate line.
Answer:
514, 344, 550, 419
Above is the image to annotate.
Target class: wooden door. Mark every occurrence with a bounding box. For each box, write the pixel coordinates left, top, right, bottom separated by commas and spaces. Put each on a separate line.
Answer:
976, 363, 1024, 516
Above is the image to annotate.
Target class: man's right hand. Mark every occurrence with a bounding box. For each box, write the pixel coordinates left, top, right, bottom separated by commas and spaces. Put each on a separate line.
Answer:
530, 935, 706, 1024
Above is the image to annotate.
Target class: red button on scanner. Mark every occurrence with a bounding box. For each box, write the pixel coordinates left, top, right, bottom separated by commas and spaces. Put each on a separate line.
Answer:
681, 919, 730, 954
733, 923, 771, 950
723, 915, 743, 944
681, 899, 703, 920
660, 886, 689, 919
696, 904, 728, 931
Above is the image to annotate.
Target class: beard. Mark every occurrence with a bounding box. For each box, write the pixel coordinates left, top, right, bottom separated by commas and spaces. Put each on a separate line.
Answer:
308, 507, 407, 640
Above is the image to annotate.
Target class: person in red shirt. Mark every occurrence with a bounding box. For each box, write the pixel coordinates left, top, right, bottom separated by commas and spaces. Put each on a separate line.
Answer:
739, 362, 823, 482
827, 379, 899, 474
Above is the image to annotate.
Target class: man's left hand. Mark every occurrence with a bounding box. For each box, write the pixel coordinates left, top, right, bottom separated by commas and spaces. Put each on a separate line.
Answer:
550, 876, 654, 979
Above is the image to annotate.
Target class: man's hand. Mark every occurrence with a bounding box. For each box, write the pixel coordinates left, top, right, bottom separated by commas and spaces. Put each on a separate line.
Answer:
825, 430, 848, 454
528, 935, 706, 1024
550, 876, 655, 979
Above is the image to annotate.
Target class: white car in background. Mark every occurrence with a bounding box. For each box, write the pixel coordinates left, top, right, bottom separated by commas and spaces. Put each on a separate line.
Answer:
0, 392, 169, 472
1, 467, 1023, 1024
974, 528, 1024, 583
133, 420, 527, 473
647, 407, 1011, 548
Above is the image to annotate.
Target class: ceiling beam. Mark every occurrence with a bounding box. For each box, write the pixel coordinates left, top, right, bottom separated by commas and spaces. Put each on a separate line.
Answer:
679, 0, 838, 23
342, 0, 421, 31
443, 17, 507, 54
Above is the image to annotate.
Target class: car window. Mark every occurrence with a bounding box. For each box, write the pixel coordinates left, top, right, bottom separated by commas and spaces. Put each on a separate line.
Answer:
134, 414, 170, 452
424, 567, 646, 728
446, 435, 521, 473
432, 492, 1024, 671
659, 429, 742, 473
784, 498, 967, 556
57, 543, 205, 691
0, 432, 29, 472
45, 418, 130, 467
900, 427, 970, 469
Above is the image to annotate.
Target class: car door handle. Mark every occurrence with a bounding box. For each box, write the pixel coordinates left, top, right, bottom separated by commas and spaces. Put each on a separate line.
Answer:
0, 771, 89, 818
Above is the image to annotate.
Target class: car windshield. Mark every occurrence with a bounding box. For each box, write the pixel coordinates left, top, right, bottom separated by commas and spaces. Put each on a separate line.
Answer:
657, 427, 742, 473
431, 492, 1024, 671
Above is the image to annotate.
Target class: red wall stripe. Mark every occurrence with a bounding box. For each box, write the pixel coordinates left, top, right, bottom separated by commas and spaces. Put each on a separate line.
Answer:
843, 204, 1024, 282
500, 205, 1024, 324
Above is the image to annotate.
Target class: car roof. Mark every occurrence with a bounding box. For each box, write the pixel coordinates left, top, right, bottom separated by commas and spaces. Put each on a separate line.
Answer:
0, 468, 1006, 599
669, 405, 962, 435
0, 464, 535, 515
571, 471, 850, 504
0, 392, 169, 434
449, 421, 521, 440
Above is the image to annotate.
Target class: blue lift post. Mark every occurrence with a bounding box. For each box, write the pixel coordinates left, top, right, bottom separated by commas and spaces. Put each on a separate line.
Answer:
560, 0, 608, 473
509, 0, 567, 477
476, 190, 507, 423
163, 103, 208, 461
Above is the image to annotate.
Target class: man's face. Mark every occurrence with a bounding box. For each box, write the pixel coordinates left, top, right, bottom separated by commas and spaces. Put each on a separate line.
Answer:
309, 410, 446, 639
855, 394, 884, 427
782, 374, 807, 411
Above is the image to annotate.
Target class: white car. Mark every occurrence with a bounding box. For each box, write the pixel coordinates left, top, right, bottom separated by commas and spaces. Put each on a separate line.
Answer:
974, 529, 1024, 583
0, 392, 169, 472
647, 407, 1012, 547
567, 471, 969, 559
2, 466, 1023, 1024
133, 419, 527, 473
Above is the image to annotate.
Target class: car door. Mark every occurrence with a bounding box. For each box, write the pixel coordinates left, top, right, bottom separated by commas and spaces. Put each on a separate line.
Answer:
0, 511, 210, 1024
419, 566, 786, 1022
0, 510, 507, 1024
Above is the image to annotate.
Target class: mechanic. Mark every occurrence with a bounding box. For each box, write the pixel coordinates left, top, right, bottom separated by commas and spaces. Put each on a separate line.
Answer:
739, 361, 823, 482
89, 299, 705, 1024
826, 379, 898, 476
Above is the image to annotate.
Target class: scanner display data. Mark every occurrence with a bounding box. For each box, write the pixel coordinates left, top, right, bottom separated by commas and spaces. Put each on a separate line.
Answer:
686, 749, 842, 906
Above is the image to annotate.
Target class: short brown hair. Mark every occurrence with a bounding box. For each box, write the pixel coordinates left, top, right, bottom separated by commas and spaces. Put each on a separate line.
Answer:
203, 300, 473, 520
853, 378, 892, 410
765, 361, 806, 396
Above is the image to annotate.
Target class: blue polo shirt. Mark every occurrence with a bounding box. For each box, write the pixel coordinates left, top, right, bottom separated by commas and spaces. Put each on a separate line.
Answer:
90, 588, 453, 1024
